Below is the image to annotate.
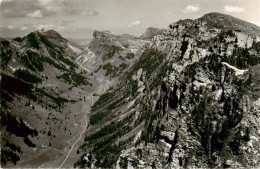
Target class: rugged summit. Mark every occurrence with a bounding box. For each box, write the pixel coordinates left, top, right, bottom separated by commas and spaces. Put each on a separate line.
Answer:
74, 13, 260, 168
140, 27, 166, 40
76, 30, 148, 80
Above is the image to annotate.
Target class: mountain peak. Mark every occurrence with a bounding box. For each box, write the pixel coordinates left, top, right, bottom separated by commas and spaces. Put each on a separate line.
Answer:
201, 12, 229, 18
40, 29, 68, 42
199, 12, 260, 36
140, 27, 166, 40
41, 29, 60, 36
92, 30, 114, 40
171, 12, 260, 37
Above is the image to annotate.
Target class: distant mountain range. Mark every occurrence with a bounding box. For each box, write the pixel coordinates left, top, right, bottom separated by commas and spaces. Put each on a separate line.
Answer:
1, 12, 260, 168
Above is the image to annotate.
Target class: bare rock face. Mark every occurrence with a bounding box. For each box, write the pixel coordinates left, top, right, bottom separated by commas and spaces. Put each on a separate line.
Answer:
76, 30, 149, 78
140, 27, 166, 41
75, 12, 260, 168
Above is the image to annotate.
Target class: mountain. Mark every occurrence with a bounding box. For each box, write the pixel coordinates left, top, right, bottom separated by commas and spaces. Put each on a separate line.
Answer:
1, 12, 260, 168
121, 33, 139, 39
74, 12, 260, 168
76, 30, 149, 92
1, 30, 91, 167
173, 12, 260, 37
76, 30, 149, 73
140, 27, 166, 40
0, 28, 149, 168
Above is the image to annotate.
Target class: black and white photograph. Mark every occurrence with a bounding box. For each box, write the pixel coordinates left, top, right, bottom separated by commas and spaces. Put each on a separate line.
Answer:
1, 0, 260, 168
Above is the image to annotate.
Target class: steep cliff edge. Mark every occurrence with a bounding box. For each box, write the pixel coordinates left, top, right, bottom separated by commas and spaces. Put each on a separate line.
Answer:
75, 12, 260, 168
140, 27, 166, 41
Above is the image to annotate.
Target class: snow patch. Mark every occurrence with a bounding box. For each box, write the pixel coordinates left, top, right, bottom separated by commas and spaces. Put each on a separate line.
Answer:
9, 65, 17, 72
222, 62, 248, 76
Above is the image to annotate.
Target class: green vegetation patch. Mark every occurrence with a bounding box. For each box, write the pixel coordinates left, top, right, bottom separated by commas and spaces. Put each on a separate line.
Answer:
102, 62, 128, 77
85, 114, 133, 142
130, 79, 138, 94
0, 40, 12, 69
119, 63, 128, 70
57, 72, 88, 86
1, 73, 35, 100
187, 94, 249, 167
27, 33, 39, 49
1, 109, 38, 166
42, 57, 66, 70
89, 112, 106, 125
129, 49, 165, 78
49, 49, 77, 69
126, 52, 135, 59
13, 37, 24, 42
1, 134, 22, 166
92, 92, 113, 109
1, 110, 38, 138
76, 115, 134, 168
225, 47, 260, 69
180, 40, 189, 59
38, 33, 77, 69
18, 50, 44, 72
35, 87, 69, 106
14, 69, 42, 84
17, 49, 72, 72
102, 63, 118, 76
38, 33, 56, 49
102, 45, 122, 60
107, 97, 125, 111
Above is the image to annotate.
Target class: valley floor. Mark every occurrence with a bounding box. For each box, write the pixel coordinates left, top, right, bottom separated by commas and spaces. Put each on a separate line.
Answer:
4, 74, 113, 168
40, 76, 112, 168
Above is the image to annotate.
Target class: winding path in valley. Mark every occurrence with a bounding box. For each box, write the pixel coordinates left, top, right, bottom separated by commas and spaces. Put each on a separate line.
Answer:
37, 75, 111, 168
58, 114, 88, 168
57, 78, 111, 168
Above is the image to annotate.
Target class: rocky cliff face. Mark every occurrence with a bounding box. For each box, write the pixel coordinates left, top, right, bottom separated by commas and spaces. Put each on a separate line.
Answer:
75, 12, 260, 168
140, 27, 166, 41
2, 12, 260, 169
76, 30, 148, 76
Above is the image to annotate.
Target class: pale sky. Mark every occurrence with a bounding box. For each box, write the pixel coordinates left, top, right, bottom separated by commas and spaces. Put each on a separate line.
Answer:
0, 0, 260, 39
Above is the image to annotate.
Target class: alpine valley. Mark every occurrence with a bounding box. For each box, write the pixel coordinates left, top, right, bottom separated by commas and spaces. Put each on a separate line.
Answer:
1, 12, 260, 168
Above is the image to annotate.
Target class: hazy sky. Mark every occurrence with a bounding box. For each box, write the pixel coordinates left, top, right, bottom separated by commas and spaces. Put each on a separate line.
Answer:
0, 0, 260, 39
